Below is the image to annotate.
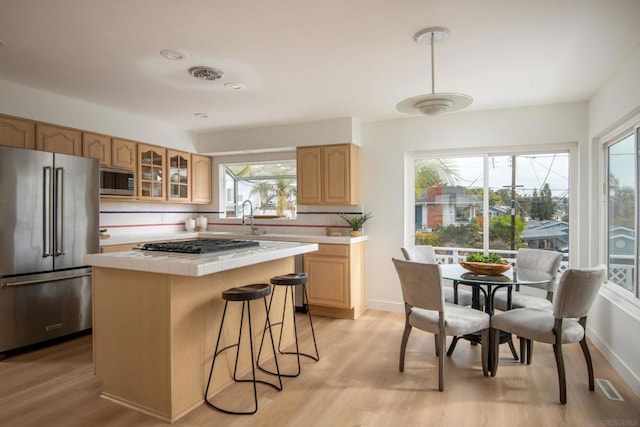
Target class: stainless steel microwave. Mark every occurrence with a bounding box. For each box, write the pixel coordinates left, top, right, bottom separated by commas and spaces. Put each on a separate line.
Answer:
100, 167, 135, 196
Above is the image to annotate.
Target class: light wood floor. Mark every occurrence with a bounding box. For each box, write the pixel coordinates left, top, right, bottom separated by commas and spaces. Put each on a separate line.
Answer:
1, 310, 638, 426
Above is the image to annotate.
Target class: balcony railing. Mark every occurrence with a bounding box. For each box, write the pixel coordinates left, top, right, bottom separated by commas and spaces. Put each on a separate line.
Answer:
431, 246, 634, 290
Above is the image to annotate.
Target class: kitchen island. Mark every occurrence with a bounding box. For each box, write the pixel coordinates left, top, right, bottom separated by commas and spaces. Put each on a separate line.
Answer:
84, 240, 318, 422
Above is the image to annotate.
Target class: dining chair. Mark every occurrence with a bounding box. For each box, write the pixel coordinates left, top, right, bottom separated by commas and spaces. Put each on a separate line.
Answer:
492, 248, 563, 363
392, 258, 490, 391
490, 265, 607, 404
401, 246, 474, 306
493, 249, 563, 311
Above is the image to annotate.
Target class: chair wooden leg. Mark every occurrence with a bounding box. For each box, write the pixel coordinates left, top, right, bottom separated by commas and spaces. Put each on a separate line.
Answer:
399, 318, 412, 372
526, 339, 533, 365
438, 333, 445, 392
553, 319, 567, 404
481, 329, 489, 377
579, 337, 595, 391
578, 317, 595, 391
490, 328, 500, 377
519, 337, 526, 364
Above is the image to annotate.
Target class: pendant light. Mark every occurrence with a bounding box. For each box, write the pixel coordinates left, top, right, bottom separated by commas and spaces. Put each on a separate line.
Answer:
396, 27, 472, 116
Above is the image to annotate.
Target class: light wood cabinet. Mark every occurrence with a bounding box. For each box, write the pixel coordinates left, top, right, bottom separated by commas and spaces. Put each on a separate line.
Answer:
111, 138, 137, 170
304, 242, 366, 319
191, 154, 212, 204
167, 149, 191, 202
100, 242, 145, 253
297, 146, 322, 204
297, 144, 359, 205
82, 132, 111, 166
0, 115, 35, 149
137, 143, 166, 201
4, 113, 211, 205
36, 123, 82, 156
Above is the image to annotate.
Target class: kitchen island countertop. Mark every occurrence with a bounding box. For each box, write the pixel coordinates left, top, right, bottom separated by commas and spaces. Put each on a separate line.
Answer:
85, 240, 318, 277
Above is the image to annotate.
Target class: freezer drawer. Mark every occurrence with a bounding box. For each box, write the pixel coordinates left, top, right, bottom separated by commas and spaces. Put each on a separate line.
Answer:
0, 268, 92, 353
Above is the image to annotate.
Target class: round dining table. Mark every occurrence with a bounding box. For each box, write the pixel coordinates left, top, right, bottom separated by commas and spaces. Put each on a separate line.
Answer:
440, 264, 554, 315
439, 263, 553, 373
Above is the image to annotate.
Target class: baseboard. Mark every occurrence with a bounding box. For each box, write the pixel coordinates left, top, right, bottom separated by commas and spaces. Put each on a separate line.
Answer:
588, 287, 640, 398
366, 299, 404, 313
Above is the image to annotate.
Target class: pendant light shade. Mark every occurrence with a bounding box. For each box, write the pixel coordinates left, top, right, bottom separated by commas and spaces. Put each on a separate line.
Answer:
396, 27, 472, 116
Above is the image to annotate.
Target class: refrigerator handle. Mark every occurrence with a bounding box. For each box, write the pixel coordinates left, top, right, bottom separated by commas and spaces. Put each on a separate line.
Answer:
1, 271, 92, 288
55, 167, 65, 256
43, 166, 52, 258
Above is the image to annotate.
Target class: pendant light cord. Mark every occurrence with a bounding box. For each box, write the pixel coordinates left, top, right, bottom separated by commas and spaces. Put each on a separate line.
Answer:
430, 31, 436, 95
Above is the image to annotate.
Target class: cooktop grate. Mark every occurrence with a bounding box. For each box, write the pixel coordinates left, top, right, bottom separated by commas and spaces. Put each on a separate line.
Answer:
139, 239, 259, 254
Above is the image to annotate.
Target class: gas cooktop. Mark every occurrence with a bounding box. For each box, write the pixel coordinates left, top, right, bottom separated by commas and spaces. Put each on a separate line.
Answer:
139, 239, 259, 254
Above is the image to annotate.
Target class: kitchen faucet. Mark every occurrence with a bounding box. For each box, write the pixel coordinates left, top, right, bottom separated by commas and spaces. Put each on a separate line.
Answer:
241, 200, 257, 234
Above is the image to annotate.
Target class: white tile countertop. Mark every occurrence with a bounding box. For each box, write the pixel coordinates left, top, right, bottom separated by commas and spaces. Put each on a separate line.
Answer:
99, 231, 367, 246
85, 241, 319, 277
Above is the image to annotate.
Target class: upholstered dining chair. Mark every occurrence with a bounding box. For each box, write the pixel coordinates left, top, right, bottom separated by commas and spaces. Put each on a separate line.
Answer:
492, 248, 563, 363
493, 248, 563, 311
401, 246, 474, 306
392, 258, 490, 391
490, 265, 607, 404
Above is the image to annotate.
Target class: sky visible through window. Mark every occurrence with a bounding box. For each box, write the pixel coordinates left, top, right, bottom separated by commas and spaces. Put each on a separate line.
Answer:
438, 153, 569, 198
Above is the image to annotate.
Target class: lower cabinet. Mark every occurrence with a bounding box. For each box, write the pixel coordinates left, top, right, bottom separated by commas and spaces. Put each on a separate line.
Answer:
100, 243, 145, 253
303, 241, 366, 319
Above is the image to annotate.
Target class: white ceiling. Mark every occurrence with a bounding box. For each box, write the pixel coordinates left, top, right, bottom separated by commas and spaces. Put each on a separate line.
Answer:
1, 0, 639, 134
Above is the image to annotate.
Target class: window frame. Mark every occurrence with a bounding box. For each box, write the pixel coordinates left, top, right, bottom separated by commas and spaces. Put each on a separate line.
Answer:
405, 143, 578, 259
602, 120, 640, 302
213, 150, 297, 220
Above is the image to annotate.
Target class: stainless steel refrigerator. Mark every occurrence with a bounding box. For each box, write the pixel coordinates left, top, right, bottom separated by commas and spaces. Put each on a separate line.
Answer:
0, 145, 99, 355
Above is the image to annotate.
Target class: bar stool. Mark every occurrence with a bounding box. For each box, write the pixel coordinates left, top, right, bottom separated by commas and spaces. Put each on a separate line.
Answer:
257, 272, 319, 377
204, 283, 282, 415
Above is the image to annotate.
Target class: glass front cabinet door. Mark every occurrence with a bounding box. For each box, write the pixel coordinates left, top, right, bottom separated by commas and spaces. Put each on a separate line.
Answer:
138, 143, 166, 200
167, 149, 191, 202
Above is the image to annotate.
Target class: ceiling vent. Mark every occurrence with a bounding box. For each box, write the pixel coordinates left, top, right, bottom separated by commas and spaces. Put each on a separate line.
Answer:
188, 66, 224, 81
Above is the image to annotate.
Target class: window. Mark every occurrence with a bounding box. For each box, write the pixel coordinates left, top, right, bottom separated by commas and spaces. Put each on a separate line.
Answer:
412, 151, 569, 261
606, 129, 639, 298
221, 160, 297, 219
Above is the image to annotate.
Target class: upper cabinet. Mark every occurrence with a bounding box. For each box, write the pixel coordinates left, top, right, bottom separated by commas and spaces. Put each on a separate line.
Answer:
82, 132, 111, 167
0, 115, 35, 150
297, 146, 322, 204
83, 135, 136, 170
111, 138, 137, 170
3, 114, 211, 205
167, 149, 191, 203
297, 144, 359, 205
191, 154, 212, 204
36, 124, 82, 156
138, 144, 166, 201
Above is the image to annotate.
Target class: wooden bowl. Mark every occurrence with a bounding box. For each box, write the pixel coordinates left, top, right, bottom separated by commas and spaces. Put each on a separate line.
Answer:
459, 260, 511, 275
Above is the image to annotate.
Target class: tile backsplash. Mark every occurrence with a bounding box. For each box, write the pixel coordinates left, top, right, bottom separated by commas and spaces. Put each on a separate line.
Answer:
99, 202, 366, 238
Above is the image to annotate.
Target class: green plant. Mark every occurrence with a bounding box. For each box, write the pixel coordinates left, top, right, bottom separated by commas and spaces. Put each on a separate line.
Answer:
339, 212, 373, 231
465, 252, 507, 264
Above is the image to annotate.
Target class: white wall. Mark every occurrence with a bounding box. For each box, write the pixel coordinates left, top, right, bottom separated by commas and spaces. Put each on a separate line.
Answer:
360, 103, 589, 311
587, 44, 640, 396
197, 117, 360, 154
